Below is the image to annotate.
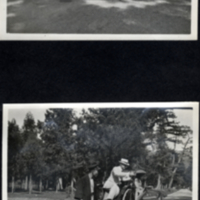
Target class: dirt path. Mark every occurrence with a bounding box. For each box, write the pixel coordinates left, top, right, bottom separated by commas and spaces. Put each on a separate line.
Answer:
164, 189, 192, 200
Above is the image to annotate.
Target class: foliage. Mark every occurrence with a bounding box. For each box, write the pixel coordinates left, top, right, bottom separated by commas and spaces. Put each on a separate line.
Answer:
8, 119, 23, 180
141, 109, 192, 188
76, 108, 148, 178
39, 109, 77, 185
19, 112, 44, 178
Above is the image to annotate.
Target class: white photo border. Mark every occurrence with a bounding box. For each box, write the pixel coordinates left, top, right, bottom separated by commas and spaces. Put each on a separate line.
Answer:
0, 0, 198, 40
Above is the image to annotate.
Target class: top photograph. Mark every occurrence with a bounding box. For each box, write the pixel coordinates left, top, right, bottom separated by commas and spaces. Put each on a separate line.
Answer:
0, 0, 198, 40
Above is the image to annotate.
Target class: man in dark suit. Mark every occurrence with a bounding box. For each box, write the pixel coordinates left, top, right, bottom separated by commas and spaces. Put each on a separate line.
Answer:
75, 163, 100, 200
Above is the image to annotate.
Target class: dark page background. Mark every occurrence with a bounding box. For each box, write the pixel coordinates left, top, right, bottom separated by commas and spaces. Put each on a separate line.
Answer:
0, 37, 200, 197
0, 41, 200, 103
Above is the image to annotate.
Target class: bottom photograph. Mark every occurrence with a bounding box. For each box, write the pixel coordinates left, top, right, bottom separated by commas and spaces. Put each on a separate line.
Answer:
3, 103, 198, 200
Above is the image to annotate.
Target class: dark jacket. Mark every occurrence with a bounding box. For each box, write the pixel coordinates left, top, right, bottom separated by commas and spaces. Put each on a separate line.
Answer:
75, 174, 94, 200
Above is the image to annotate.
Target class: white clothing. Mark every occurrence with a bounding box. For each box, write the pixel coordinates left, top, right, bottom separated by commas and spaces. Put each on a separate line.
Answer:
103, 183, 120, 200
103, 166, 130, 200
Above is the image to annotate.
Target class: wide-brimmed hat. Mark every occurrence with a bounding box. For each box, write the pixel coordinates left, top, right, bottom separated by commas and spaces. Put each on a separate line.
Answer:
119, 158, 130, 166
88, 162, 100, 171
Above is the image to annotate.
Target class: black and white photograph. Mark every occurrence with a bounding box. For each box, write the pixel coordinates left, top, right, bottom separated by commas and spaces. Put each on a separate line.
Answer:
0, 0, 198, 40
2, 103, 199, 200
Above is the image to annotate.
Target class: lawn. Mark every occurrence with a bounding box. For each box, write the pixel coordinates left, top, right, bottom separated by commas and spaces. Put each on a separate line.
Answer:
7, 0, 191, 34
8, 191, 68, 200
8, 189, 192, 200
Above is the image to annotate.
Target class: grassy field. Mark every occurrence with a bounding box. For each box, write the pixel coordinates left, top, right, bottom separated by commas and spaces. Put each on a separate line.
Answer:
8, 189, 192, 200
7, 0, 191, 34
8, 191, 68, 200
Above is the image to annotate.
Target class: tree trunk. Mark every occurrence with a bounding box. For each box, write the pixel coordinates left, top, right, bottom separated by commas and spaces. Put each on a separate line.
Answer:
172, 154, 175, 166
168, 154, 176, 189
21, 179, 23, 189
168, 137, 190, 189
29, 174, 32, 194
156, 174, 162, 190
70, 176, 76, 199
46, 180, 48, 190
59, 177, 63, 190
25, 176, 28, 190
56, 178, 59, 193
39, 177, 42, 193
11, 176, 15, 193
168, 172, 175, 189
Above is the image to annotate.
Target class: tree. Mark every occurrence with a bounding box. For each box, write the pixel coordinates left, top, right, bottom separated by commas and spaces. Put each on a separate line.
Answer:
141, 108, 193, 189
40, 109, 77, 192
168, 129, 192, 189
20, 112, 42, 194
75, 108, 148, 180
8, 119, 23, 193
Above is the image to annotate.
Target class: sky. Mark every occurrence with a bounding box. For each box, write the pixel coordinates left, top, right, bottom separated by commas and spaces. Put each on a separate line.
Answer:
8, 107, 193, 151
166, 109, 193, 151
8, 108, 48, 128
171, 109, 193, 128
8, 107, 193, 129
8, 108, 84, 128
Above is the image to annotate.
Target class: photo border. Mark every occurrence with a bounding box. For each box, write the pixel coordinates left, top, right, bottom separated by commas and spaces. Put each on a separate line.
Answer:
0, 0, 198, 40
2, 102, 199, 200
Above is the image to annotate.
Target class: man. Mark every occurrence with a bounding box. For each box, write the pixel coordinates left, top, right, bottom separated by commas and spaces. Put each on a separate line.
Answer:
75, 163, 100, 200
103, 158, 130, 200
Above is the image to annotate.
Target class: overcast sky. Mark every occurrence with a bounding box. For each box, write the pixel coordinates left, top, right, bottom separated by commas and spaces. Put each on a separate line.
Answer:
8, 108, 83, 128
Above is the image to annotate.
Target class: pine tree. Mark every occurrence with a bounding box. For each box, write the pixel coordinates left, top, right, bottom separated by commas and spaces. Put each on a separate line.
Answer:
20, 112, 43, 194
76, 108, 147, 180
141, 108, 193, 189
8, 119, 23, 193
40, 109, 77, 192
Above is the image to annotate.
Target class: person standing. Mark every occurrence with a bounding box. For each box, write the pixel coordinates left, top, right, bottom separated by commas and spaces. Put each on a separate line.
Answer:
75, 163, 100, 200
103, 158, 130, 200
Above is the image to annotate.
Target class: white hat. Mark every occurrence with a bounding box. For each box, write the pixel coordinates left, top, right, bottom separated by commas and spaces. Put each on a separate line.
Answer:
119, 158, 130, 166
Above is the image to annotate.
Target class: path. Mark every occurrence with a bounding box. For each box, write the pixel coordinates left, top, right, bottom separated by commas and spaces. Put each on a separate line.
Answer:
164, 189, 192, 200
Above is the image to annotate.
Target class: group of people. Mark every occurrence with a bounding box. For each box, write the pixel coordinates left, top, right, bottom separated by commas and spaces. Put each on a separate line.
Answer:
74, 158, 136, 200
